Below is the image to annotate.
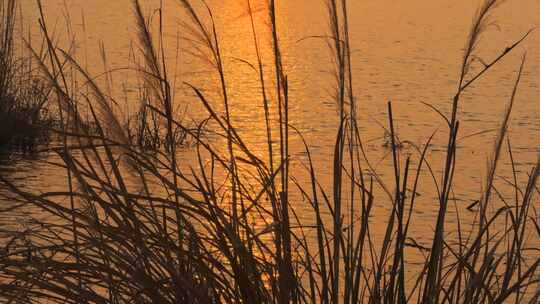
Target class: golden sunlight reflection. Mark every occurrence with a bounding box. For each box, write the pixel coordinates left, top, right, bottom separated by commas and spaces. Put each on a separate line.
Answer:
13, 0, 540, 247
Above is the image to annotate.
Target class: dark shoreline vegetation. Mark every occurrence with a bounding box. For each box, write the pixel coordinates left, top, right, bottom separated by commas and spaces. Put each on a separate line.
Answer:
0, 0, 53, 151
0, 0, 539, 303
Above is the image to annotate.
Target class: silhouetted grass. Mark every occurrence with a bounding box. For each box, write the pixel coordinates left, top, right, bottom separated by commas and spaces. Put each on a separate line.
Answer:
0, 0, 52, 151
0, 0, 538, 303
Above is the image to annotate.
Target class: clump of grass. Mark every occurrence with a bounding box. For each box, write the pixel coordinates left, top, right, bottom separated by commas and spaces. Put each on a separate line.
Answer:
0, 0, 538, 303
0, 0, 52, 151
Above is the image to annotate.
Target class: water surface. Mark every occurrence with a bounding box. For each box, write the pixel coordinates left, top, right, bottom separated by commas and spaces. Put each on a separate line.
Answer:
6, 0, 540, 250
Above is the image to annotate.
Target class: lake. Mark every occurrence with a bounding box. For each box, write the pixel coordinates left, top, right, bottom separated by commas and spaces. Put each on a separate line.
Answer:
4, 0, 540, 270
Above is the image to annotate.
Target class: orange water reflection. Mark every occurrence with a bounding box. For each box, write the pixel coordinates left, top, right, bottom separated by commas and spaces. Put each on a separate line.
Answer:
12, 0, 540, 267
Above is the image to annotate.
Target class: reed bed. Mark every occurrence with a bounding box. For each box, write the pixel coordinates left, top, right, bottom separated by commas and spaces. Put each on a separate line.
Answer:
0, 0, 538, 303
0, 0, 52, 150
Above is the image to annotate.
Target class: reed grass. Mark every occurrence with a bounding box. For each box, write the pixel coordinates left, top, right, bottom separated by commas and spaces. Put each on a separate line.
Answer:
0, 0, 538, 303
0, 0, 52, 150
